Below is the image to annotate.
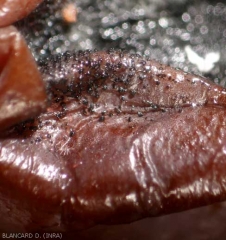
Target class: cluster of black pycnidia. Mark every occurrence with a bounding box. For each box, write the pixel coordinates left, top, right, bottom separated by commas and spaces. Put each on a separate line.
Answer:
7, 49, 188, 146
40, 50, 172, 124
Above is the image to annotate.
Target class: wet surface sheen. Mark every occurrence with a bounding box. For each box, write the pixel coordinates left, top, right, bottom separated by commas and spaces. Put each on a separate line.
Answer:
1, 51, 226, 232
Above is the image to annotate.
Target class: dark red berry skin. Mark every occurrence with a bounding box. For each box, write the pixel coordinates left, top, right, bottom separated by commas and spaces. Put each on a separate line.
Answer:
1, 50, 226, 232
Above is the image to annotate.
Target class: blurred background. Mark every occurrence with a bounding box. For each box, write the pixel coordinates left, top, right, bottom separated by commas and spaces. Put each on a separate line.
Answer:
17, 0, 226, 86
16, 0, 226, 239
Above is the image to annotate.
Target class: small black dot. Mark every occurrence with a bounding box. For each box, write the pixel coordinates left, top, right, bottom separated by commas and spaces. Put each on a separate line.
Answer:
99, 115, 105, 122
137, 112, 143, 117
47, 134, 51, 139
35, 137, 42, 143
69, 130, 75, 137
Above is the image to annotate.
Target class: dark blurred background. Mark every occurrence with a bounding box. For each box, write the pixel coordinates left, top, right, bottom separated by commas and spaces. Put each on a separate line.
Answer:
17, 0, 226, 86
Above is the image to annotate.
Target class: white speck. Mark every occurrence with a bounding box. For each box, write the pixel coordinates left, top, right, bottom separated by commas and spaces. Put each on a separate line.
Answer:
104, 195, 112, 207
77, 197, 89, 206
126, 192, 137, 202
150, 38, 156, 46
175, 74, 184, 82
185, 45, 220, 73
40, 49, 46, 55
223, 146, 226, 155
145, 65, 151, 71
70, 197, 75, 204
182, 13, 191, 22
56, 48, 62, 54
122, 23, 129, 29
62, 174, 67, 179
159, 18, 169, 28
148, 21, 156, 29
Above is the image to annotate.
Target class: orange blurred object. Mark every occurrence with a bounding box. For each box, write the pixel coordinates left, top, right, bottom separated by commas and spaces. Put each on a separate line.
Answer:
62, 3, 77, 23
